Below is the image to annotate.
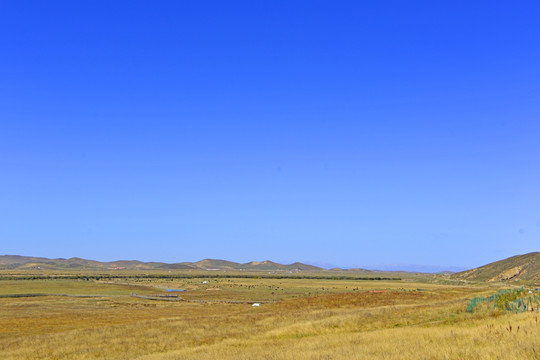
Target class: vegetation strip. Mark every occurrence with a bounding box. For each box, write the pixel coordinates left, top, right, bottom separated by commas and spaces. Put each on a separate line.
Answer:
467, 287, 540, 313
0, 274, 401, 281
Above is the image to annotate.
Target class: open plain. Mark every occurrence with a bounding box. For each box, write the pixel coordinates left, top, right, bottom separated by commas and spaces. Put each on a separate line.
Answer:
1, 270, 538, 360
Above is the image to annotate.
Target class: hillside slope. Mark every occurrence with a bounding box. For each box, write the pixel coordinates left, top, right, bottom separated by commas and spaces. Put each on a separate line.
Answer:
452, 252, 539, 282
0, 255, 322, 272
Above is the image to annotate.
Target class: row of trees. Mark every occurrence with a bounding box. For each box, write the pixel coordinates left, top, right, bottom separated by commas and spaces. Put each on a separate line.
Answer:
0, 274, 401, 281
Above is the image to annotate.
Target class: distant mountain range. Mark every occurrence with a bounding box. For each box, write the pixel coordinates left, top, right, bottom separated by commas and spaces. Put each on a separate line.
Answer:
0, 255, 322, 271
452, 252, 539, 283
1, 252, 538, 282
361, 264, 467, 273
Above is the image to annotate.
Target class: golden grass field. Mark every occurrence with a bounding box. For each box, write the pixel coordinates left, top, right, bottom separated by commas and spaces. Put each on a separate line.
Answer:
0, 273, 538, 359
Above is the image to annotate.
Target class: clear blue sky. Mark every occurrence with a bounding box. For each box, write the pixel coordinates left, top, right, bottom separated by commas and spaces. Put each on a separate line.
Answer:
1, 1, 539, 269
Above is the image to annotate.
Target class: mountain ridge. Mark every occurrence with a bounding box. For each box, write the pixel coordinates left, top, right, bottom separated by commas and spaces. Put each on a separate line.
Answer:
3, 253, 538, 280
0, 255, 323, 271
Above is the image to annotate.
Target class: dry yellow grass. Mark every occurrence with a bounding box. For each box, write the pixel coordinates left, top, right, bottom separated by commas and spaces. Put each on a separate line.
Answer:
0, 278, 538, 359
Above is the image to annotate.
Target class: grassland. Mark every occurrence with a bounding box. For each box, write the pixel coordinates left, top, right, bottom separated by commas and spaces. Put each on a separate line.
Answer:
0, 271, 538, 359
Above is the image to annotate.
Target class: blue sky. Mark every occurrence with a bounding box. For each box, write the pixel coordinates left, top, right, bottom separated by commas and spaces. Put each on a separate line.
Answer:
1, 1, 539, 269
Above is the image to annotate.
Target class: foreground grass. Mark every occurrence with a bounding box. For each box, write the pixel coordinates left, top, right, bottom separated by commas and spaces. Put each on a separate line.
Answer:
0, 278, 538, 359
147, 315, 539, 360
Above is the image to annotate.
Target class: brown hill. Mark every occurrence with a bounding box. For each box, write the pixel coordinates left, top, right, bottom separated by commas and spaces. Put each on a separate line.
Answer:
0, 255, 321, 272
452, 252, 539, 283
179, 259, 322, 271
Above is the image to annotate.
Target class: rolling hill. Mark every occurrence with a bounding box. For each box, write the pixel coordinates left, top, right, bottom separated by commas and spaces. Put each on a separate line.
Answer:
452, 252, 539, 283
0, 255, 322, 272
